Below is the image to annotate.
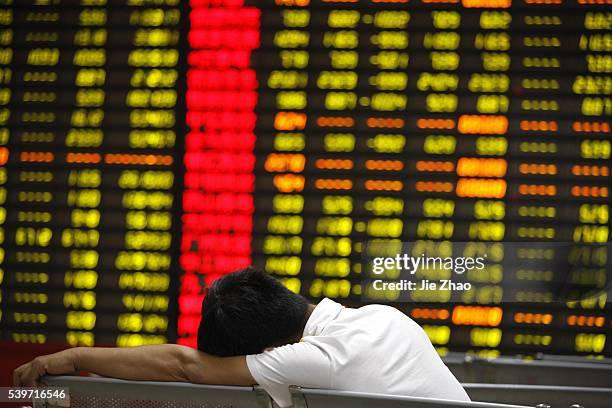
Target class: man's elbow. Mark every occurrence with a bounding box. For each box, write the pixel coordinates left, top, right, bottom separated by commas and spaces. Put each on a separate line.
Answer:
175, 346, 208, 384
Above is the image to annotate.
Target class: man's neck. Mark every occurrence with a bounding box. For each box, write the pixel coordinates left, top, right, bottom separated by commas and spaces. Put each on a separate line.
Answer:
304, 303, 316, 325
290, 303, 316, 343
263, 304, 317, 348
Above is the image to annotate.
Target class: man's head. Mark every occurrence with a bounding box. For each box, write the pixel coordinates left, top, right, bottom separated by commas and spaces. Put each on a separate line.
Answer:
197, 266, 310, 356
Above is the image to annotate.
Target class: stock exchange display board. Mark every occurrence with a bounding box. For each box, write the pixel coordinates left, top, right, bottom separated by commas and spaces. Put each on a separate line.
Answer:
0, 0, 610, 357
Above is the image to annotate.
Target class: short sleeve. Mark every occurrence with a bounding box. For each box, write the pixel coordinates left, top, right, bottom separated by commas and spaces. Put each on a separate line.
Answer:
246, 341, 332, 408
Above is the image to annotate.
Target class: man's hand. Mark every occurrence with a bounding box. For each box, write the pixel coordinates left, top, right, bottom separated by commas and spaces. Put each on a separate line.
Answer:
13, 349, 79, 387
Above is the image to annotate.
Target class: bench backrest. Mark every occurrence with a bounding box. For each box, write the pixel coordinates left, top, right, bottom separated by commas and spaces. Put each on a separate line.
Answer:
39, 376, 611, 408
290, 387, 532, 408
40, 375, 272, 408
463, 383, 612, 408
444, 354, 612, 387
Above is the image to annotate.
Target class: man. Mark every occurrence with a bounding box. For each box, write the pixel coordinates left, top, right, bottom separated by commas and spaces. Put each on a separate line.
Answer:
14, 267, 470, 407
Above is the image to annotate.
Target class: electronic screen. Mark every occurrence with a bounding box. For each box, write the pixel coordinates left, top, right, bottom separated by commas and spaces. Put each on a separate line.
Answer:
0, 0, 610, 357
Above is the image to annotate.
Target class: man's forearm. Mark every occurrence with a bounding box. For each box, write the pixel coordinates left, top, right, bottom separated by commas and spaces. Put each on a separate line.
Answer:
73, 344, 192, 382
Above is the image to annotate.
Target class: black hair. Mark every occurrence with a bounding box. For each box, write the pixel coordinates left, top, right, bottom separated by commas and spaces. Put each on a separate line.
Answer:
197, 266, 310, 356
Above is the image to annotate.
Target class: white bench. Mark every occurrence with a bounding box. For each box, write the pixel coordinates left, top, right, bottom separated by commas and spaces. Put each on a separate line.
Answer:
444, 354, 612, 387
39, 375, 273, 408
463, 383, 612, 408
37, 376, 611, 408
289, 387, 532, 408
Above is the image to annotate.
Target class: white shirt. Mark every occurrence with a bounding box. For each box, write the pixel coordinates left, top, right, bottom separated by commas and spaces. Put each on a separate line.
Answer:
246, 298, 470, 407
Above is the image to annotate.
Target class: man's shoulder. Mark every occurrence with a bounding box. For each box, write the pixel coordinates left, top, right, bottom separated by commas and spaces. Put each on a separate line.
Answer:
354, 303, 408, 319
336, 303, 414, 330
306, 301, 417, 341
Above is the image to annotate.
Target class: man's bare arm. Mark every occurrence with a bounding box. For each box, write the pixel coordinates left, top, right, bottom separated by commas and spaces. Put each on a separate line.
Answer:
13, 345, 255, 387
